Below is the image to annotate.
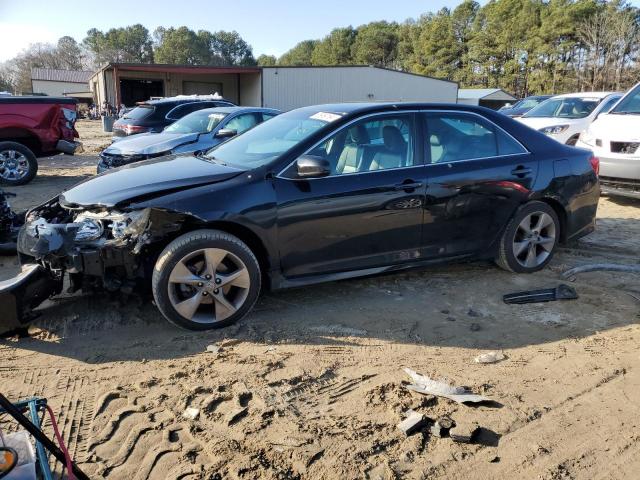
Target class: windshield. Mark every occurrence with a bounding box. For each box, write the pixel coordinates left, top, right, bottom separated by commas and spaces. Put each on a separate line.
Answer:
164, 111, 227, 134
123, 105, 154, 120
610, 84, 640, 114
518, 97, 546, 109
524, 97, 601, 119
204, 109, 338, 168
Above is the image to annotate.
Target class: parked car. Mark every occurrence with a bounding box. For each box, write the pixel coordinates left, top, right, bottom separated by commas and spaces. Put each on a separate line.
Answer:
517, 92, 621, 145
0, 96, 80, 185
0, 102, 599, 332
576, 82, 640, 199
99, 107, 280, 173
499, 95, 552, 117
112, 95, 235, 137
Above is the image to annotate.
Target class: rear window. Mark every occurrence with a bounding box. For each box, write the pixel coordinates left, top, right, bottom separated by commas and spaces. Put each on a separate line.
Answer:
124, 105, 155, 120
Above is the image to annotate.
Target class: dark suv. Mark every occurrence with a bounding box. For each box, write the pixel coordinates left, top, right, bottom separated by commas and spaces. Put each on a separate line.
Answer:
112, 95, 235, 137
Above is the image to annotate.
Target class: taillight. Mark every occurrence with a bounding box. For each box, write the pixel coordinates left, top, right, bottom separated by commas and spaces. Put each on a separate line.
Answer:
124, 125, 149, 135
590, 156, 600, 175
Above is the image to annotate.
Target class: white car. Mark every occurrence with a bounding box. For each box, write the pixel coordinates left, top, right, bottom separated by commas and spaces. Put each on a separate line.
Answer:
517, 92, 622, 145
576, 82, 640, 199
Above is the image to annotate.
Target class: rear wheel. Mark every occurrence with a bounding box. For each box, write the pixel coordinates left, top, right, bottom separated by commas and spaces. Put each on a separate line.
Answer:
0, 142, 38, 186
152, 230, 261, 330
496, 201, 560, 273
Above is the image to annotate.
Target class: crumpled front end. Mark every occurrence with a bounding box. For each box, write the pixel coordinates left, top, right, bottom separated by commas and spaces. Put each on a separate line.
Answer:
0, 198, 188, 332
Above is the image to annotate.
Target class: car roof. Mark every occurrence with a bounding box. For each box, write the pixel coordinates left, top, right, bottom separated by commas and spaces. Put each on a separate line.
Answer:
185, 106, 280, 115
289, 102, 501, 117
551, 91, 618, 99
143, 95, 233, 106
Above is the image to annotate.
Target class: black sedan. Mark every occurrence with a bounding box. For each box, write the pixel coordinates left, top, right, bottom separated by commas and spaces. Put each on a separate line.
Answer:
499, 95, 553, 118
0, 103, 599, 332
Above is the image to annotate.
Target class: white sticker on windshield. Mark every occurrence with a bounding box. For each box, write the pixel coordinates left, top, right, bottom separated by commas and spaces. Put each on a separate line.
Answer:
310, 112, 343, 123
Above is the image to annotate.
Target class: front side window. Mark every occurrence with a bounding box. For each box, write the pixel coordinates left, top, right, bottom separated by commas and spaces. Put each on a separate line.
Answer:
523, 97, 601, 119
425, 112, 526, 163
610, 84, 640, 114
164, 111, 227, 134
305, 114, 416, 175
224, 113, 259, 134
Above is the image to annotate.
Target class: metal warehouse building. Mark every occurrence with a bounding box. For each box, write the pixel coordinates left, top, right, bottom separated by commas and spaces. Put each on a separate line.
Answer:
31, 68, 94, 103
89, 64, 458, 110
457, 88, 517, 110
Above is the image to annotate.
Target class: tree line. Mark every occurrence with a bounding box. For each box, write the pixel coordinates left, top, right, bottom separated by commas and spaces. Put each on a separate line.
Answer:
1, 0, 638, 97
0, 25, 255, 93
267, 0, 640, 96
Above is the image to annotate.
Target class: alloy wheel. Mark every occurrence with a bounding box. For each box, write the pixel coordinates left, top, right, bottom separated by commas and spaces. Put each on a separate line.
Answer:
512, 212, 556, 268
167, 247, 251, 325
0, 150, 29, 181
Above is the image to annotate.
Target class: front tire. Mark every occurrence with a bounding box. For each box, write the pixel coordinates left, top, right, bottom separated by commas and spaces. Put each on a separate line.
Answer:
496, 201, 560, 273
152, 230, 261, 330
0, 142, 38, 186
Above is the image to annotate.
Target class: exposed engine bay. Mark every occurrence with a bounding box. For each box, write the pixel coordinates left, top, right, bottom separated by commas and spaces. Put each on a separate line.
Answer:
2, 198, 191, 330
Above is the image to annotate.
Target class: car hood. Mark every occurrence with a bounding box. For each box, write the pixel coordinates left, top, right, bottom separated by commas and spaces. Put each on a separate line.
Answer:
517, 116, 585, 130
60, 155, 245, 208
103, 132, 200, 155
588, 113, 640, 140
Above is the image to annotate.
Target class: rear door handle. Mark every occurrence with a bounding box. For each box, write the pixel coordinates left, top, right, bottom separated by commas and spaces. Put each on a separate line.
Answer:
394, 181, 423, 191
511, 166, 532, 177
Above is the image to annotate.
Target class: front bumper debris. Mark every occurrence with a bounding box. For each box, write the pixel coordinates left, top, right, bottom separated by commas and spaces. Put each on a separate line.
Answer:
56, 140, 83, 155
0, 264, 63, 333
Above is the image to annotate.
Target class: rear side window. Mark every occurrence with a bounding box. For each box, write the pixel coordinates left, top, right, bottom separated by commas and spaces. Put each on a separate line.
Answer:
166, 102, 213, 120
424, 112, 526, 163
123, 105, 155, 120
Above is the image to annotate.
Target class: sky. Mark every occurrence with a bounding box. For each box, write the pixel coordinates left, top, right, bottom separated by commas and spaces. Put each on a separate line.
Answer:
0, 0, 486, 62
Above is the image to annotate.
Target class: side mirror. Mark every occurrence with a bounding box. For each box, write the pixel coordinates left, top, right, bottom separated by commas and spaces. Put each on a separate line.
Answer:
0, 447, 18, 479
215, 128, 237, 139
296, 155, 330, 178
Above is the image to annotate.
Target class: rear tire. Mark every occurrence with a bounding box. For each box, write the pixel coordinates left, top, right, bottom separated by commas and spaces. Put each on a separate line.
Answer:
0, 142, 38, 186
496, 201, 560, 273
152, 229, 261, 330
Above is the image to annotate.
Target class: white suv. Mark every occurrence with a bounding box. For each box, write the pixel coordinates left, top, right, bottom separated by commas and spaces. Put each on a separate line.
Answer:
518, 92, 621, 145
576, 82, 640, 199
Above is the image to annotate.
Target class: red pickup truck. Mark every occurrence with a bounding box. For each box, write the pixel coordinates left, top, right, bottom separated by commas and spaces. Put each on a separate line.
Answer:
0, 96, 81, 185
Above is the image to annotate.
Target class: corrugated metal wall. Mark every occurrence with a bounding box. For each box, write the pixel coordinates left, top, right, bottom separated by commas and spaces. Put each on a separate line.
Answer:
261, 67, 458, 111
32, 80, 88, 96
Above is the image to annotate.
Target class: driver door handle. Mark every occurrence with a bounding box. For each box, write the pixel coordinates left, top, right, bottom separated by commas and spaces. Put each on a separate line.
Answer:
394, 181, 423, 191
511, 166, 532, 177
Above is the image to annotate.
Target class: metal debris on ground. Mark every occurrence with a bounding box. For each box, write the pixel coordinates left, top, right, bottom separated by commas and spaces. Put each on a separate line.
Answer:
450, 420, 479, 443
397, 409, 427, 436
206, 344, 221, 354
430, 416, 454, 438
474, 351, 506, 364
403, 368, 493, 405
503, 284, 578, 304
562, 263, 640, 278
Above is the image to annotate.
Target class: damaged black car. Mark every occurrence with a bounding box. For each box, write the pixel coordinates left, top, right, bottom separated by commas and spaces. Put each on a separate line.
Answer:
0, 103, 600, 332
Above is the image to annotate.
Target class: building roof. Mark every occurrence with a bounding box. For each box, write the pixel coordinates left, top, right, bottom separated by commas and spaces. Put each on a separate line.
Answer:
458, 88, 517, 101
31, 68, 93, 84
90, 63, 457, 86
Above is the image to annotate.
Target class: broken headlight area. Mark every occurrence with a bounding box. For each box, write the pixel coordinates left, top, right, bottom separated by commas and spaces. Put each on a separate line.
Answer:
70, 209, 150, 246
2, 204, 188, 330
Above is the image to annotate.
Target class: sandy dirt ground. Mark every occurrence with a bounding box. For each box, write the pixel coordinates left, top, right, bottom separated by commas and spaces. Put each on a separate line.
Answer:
1, 120, 640, 479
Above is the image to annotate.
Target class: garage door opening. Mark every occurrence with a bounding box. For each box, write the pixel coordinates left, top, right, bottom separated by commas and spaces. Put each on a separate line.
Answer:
120, 79, 164, 106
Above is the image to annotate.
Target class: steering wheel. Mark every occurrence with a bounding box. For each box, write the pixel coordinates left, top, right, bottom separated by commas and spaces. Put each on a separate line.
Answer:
0, 447, 18, 479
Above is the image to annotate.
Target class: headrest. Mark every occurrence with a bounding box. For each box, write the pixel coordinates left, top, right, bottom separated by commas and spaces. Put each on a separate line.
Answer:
383, 126, 405, 151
